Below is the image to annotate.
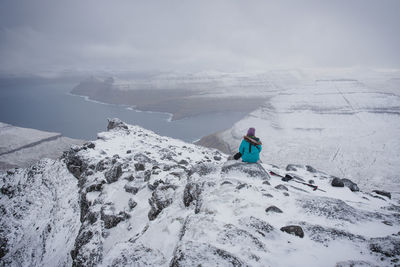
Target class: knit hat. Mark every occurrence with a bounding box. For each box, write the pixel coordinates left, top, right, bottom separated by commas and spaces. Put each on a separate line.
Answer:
247, 127, 255, 136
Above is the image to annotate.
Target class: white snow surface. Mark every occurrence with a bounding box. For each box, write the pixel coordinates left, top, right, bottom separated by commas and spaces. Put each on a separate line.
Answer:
215, 79, 400, 192
1, 119, 399, 266
0, 122, 84, 170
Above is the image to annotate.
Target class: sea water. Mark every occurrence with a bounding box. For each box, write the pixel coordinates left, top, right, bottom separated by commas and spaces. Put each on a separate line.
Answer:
0, 77, 246, 142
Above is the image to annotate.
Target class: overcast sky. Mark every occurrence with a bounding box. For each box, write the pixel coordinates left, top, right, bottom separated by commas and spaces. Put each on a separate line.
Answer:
0, 0, 399, 74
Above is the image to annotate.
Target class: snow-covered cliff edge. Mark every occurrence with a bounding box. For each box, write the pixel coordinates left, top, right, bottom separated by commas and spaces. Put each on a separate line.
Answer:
1, 119, 399, 266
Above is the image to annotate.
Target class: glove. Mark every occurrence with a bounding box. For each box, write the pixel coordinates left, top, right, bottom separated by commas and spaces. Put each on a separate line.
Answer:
233, 152, 242, 160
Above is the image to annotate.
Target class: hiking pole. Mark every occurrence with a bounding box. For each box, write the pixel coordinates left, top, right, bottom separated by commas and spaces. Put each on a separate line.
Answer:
269, 171, 326, 192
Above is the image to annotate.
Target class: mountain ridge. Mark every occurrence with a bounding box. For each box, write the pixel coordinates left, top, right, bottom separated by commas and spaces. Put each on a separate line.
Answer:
1, 119, 399, 266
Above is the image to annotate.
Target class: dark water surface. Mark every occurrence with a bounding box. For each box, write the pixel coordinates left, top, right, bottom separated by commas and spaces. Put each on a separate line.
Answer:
0, 77, 246, 142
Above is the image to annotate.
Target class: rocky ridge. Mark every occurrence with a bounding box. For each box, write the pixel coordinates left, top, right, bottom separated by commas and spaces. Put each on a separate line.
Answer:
1, 119, 400, 266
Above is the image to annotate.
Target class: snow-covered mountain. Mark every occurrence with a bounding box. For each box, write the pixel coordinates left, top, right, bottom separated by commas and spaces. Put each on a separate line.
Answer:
198, 78, 400, 192
0, 122, 84, 170
1, 119, 399, 266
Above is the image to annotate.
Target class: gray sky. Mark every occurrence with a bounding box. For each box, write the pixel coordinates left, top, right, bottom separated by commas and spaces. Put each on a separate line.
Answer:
0, 0, 399, 74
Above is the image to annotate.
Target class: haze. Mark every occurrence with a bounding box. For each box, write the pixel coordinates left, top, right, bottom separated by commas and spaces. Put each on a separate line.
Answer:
0, 0, 399, 75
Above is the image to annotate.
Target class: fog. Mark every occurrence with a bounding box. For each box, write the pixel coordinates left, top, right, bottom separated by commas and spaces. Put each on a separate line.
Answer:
0, 0, 399, 75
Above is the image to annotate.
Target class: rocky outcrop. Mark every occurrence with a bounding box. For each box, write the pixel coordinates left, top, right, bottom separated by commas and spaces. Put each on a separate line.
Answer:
280, 225, 304, 238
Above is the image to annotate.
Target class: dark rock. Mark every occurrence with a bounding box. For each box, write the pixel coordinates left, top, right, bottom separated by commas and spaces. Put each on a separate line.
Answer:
70, 228, 98, 266
125, 174, 135, 182
331, 177, 344, 187
306, 165, 317, 173
128, 199, 137, 210
170, 241, 244, 267
301, 223, 365, 244
341, 178, 359, 192
308, 179, 315, 185
239, 216, 274, 236
221, 181, 233, 186
95, 158, 111, 172
183, 182, 201, 212
218, 224, 265, 250
178, 159, 189, 166
147, 180, 165, 191
134, 163, 145, 171
286, 164, 301, 171
104, 244, 166, 266
85, 142, 95, 149
263, 193, 273, 198
213, 156, 222, 161
126, 150, 132, 154
148, 185, 177, 220
101, 207, 130, 229
236, 183, 247, 190
107, 118, 128, 131
283, 192, 290, 197
222, 162, 270, 180
85, 182, 103, 193
275, 184, 288, 191
144, 170, 151, 182
382, 220, 393, 226
336, 260, 376, 267
80, 193, 90, 223
373, 190, 391, 199
64, 149, 87, 179
188, 163, 217, 177
124, 183, 139, 194
370, 236, 400, 258
104, 164, 123, 183
373, 195, 386, 201
265, 205, 283, 213
85, 211, 99, 225
262, 180, 271, 185
280, 225, 304, 238
133, 153, 152, 163
0, 235, 8, 260
299, 196, 369, 223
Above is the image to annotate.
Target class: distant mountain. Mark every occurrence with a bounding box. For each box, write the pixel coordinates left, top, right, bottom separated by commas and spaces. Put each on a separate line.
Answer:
0, 122, 83, 170
1, 119, 399, 266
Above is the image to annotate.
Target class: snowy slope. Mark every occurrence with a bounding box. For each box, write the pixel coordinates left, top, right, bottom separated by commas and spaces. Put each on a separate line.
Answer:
204, 79, 400, 192
1, 119, 399, 266
0, 122, 84, 170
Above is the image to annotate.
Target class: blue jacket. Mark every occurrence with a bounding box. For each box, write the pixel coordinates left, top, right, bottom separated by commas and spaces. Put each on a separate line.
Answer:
239, 136, 262, 163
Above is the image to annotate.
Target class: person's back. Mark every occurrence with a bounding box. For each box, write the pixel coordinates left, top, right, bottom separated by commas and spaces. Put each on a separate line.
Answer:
237, 127, 262, 163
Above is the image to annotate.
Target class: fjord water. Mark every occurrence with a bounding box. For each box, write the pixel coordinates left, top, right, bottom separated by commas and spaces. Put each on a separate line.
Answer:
0, 77, 246, 142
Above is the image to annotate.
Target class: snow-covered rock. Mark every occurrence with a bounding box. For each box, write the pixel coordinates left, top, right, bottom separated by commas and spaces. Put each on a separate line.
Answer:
1, 119, 399, 266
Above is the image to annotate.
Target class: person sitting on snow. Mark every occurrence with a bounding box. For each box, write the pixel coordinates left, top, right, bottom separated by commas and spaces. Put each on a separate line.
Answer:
233, 127, 262, 163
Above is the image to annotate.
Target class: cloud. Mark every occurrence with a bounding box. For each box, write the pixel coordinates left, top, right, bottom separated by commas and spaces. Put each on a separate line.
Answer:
0, 0, 399, 74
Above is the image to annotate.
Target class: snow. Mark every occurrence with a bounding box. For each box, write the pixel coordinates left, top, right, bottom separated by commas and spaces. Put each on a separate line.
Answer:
215, 78, 400, 192
0, 122, 84, 170
1, 119, 399, 266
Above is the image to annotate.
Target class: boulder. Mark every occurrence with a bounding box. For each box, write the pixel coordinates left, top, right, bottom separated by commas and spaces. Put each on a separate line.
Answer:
101, 206, 130, 229
341, 178, 359, 192
280, 225, 304, 238
222, 162, 270, 180
107, 118, 128, 131
105, 164, 123, 183
134, 163, 145, 171
372, 190, 391, 199
274, 184, 288, 191
265, 205, 283, 213
124, 183, 139, 194
331, 177, 344, 187
183, 182, 201, 209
